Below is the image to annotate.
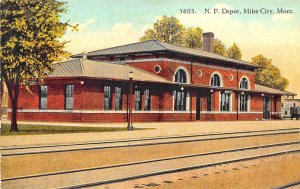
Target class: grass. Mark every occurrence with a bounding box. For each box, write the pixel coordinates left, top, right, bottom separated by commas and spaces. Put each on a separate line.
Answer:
0, 123, 145, 136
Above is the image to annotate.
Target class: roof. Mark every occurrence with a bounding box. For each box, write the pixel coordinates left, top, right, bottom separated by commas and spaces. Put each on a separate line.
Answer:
254, 84, 296, 96
71, 40, 259, 69
50, 59, 170, 83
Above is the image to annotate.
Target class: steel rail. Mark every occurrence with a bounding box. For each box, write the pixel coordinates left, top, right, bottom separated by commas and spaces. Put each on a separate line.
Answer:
2, 129, 299, 156
2, 127, 299, 151
2, 141, 299, 183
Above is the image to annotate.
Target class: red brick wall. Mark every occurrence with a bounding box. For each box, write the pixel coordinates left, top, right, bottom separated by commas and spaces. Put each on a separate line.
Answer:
9, 77, 270, 123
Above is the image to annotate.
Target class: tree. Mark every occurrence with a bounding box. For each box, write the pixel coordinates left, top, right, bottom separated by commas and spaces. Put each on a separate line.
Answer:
182, 27, 203, 48
227, 43, 242, 60
1, 0, 76, 132
213, 39, 226, 56
140, 16, 184, 44
252, 54, 289, 90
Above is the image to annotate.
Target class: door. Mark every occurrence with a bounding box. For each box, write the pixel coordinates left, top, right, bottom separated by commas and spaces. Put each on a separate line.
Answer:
263, 97, 270, 119
196, 95, 201, 120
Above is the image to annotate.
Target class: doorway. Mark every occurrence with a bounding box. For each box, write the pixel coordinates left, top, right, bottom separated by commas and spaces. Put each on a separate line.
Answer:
263, 97, 270, 119
196, 94, 201, 120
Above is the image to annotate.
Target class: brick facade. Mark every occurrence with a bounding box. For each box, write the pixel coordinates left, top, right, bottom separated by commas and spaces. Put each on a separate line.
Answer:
9, 50, 283, 122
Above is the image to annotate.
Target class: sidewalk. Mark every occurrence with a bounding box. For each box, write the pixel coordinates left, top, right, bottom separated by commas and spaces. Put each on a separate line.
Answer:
1, 120, 299, 147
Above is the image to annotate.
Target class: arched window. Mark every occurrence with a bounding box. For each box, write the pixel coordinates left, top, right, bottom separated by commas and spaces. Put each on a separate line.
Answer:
239, 77, 250, 112
240, 78, 249, 89
174, 69, 187, 83
211, 74, 221, 87
174, 69, 188, 111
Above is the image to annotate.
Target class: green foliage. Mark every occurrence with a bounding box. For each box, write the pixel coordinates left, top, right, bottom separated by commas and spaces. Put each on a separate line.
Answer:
213, 39, 226, 55
252, 54, 289, 90
226, 43, 242, 60
0, 0, 74, 131
140, 16, 184, 45
182, 27, 203, 48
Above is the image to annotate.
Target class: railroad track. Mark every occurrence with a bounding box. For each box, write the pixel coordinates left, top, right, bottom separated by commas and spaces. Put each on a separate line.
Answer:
2, 140, 299, 189
1, 127, 300, 156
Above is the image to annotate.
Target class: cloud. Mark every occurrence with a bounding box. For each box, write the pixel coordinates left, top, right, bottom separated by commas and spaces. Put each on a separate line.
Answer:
272, 14, 294, 22
63, 21, 142, 54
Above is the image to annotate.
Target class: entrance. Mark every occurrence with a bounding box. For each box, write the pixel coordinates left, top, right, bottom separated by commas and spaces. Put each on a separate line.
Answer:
263, 97, 270, 119
196, 95, 201, 120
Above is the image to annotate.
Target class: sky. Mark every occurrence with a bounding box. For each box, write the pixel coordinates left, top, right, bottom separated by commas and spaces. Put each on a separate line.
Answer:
61, 0, 300, 96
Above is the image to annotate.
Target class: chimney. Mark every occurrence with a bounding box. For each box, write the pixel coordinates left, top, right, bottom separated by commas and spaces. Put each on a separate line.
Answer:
82, 51, 88, 59
202, 32, 214, 52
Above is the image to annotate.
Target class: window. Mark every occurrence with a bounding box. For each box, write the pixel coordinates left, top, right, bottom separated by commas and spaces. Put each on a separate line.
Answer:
240, 78, 249, 89
65, 85, 74, 110
211, 74, 221, 87
135, 88, 141, 111
239, 78, 250, 112
240, 94, 249, 112
115, 87, 122, 110
144, 89, 151, 111
174, 89, 186, 111
104, 86, 112, 110
174, 69, 187, 83
40, 85, 48, 109
220, 91, 231, 111
198, 70, 203, 77
154, 65, 161, 73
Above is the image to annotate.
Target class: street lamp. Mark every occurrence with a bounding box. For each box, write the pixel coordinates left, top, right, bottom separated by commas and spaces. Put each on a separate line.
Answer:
127, 71, 134, 131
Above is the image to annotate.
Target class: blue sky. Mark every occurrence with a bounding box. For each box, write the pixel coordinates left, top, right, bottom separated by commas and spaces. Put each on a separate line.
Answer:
61, 0, 300, 95
62, 0, 299, 31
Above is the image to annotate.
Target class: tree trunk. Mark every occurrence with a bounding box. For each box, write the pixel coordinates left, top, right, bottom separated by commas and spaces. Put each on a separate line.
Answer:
10, 97, 19, 132
4, 77, 20, 132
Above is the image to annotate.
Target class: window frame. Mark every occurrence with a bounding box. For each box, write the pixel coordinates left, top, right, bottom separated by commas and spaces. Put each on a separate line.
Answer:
240, 93, 249, 112
104, 86, 112, 110
211, 74, 221, 87
135, 87, 142, 111
174, 89, 187, 111
144, 88, 151, 111
39, 85, 48, 110
115, 86, 122, 111
65, 85, 74, 110
220, 91, 231, 112
174, 69, 187, 83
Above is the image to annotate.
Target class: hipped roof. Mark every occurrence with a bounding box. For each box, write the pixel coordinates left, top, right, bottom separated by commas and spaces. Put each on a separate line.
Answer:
71, 40, 258, 69
50, 58, 170, 83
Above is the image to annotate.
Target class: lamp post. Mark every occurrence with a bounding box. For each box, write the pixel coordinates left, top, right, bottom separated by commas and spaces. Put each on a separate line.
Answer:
127, 71, 134, 131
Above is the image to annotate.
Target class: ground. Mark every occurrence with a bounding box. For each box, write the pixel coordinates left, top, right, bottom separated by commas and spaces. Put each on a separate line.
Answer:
1, 120, 299, 188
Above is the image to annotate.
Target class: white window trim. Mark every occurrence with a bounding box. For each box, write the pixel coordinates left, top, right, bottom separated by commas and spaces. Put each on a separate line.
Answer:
239, 76, 250, 90
239, 93, 251, 112
210, 71, 223, 87
219, 91, 232, 112
172, 90, 190, 111
173, 66, 190, 84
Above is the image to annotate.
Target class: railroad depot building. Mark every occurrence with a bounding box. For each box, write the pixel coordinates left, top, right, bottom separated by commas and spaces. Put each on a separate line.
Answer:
12, 33, 295, 122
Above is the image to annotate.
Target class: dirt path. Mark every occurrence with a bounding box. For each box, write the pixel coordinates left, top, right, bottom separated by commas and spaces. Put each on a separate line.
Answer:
99, 153, 300, 189
142, 153, 300, 189
2, 133, 299, 179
